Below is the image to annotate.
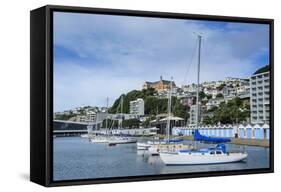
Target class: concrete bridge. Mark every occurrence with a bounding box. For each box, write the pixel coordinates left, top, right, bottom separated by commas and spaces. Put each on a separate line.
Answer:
53, 120, 158, 137
53, 120, 99, 136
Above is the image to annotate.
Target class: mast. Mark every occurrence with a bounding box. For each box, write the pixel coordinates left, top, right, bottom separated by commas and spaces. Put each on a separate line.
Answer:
196, 35, 202, 130
95, 110, 98, 132
167, 77, 173, 142
106, 97, 109, 133
120, 95, 123, 129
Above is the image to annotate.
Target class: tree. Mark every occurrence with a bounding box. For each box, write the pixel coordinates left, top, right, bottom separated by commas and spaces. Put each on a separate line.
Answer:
210, 97, 250, 124
203, 116, 214, 125
54, 113, 76, 120
122, 119, 140, 128
217, 83, 226, 91
201, 100, 208, 105
199, 91, 206, 100
172, 97, 189, 120
216, 93, 224, 98
207, 106, 218, 112
206, 94, 212, 99
108, 89, 190, 125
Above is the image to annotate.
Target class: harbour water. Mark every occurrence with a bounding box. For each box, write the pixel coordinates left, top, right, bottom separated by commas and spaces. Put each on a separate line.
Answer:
53, 137, 270, 181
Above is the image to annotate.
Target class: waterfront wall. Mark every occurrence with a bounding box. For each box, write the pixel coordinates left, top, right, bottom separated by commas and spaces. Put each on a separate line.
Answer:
172, 124, 269, 140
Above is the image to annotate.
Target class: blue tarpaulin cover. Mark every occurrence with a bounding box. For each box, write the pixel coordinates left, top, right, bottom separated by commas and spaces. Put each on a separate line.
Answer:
194, 130, 231, 143
216, 144, 227, 153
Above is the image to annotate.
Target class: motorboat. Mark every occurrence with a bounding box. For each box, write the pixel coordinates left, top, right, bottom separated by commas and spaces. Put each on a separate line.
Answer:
108, 137, 137, 146
90, 135, 110, 143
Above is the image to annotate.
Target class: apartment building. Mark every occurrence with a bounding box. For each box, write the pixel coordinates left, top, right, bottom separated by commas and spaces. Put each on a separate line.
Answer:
250, 66, 270, 124
130, 98, 145, 116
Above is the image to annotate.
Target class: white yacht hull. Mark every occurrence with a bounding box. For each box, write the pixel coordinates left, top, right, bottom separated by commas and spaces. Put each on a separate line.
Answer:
160, 152, 248, 165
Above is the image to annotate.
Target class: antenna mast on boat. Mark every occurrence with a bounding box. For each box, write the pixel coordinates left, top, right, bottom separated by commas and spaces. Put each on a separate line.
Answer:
195, 34, 202, 130
167, 77, 173, 143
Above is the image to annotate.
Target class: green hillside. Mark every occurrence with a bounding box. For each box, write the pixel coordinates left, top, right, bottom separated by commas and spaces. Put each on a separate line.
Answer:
108, 88, 189, 120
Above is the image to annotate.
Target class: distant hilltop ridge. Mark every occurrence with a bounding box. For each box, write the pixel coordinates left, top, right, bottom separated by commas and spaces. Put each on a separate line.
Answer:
253, 65, 269, 75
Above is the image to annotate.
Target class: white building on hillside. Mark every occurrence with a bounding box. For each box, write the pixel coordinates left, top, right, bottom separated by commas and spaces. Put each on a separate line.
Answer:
130, 98, 145, 116
206, 98, 224, 110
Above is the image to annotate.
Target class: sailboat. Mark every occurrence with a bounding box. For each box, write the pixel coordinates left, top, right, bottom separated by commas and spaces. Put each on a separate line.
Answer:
107, 96, 137, 146
90, 97, 112, 143
137, 107, 162, 150
160, 144, 248, 165
159, 34, 248, 165
146, 78, 191, 155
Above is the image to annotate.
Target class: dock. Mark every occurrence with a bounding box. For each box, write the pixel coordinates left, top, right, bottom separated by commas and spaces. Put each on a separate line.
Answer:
157, 135, 269, 147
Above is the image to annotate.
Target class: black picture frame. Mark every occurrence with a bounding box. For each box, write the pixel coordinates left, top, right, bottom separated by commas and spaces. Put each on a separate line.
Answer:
30, 5, 274, 187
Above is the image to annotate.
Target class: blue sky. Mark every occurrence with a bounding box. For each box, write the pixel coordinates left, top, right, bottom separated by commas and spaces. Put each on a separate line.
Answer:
53, 12, 269, 112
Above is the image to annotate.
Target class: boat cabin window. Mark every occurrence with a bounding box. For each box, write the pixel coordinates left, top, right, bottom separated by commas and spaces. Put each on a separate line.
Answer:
210, 151, 215, 155
216, 151, 222, 154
